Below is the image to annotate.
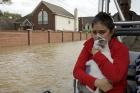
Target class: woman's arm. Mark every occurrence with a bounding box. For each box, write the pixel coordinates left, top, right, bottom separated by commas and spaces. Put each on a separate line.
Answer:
73, 38, 113, 91
73, 44, 97, 90
92, 44, 129, 83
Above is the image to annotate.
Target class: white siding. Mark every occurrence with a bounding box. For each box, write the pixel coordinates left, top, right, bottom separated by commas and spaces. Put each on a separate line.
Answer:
55, 15, 74, 31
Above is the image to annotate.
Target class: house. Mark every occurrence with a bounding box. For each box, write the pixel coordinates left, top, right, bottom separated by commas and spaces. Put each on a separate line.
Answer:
15, 14, 33, 30
78, 17, 94, 32
15, 1, 75, 31
0, 17, 15, 30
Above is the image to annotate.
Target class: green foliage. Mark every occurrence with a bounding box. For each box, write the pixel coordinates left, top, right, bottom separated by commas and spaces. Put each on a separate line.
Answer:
0, 10, 3, 16
3, 0, 10, 1
2, 0, 12, 4
83, 29, 91, 33
0, 11, 21, 20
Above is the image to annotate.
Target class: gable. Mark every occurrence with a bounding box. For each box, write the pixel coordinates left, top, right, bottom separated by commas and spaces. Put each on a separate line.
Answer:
21, 19, 33, 26
32, 1, 74, 19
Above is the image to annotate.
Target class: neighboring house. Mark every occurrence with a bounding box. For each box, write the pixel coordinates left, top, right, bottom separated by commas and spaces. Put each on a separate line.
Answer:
79, 17, 94, 32
0, 18, 15, 30
15, 1, 75, 31
20, 19, 33, 30
15, 14, 33, 30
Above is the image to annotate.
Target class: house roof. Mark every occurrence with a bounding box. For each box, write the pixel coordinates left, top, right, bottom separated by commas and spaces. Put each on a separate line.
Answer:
20, 19, 33, 26
35, 1, 74, 18
16, 1, 74, 24
79, 17, 94, 25
15, 13, 32, 23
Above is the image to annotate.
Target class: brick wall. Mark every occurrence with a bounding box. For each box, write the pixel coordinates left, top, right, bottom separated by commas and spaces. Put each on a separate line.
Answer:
31, 31, 48, 45
81, 33, 87, 40
0, 31, 28, 47
63, 32, 73, 42
49, 32, 62, 43
73, 32, 80, 41
0, 30, 91, 47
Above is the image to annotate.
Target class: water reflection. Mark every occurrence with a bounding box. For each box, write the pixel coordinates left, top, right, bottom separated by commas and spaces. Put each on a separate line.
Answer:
0, 41, 84, 93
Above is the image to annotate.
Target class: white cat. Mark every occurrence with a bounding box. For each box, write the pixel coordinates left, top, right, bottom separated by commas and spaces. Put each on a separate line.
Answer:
86, 34, 113, 93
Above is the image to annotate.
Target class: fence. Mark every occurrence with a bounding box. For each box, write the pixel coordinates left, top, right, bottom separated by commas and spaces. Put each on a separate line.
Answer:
0, 30, 91, 47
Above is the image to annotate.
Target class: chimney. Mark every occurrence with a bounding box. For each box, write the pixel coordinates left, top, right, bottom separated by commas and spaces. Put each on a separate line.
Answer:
74, 8, 78, 31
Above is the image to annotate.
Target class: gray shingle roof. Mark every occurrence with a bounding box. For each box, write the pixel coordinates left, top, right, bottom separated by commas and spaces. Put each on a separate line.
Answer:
16, 13, 32, 23
42, 1, 74, 18
15, 1, 74, 23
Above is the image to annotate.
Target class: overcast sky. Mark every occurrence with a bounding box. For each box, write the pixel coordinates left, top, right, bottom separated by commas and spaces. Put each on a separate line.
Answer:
0, 0, 140, 17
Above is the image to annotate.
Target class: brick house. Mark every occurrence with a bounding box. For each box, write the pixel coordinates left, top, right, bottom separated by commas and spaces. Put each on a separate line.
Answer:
15, 1, 75, 31
78, 17, 94, 32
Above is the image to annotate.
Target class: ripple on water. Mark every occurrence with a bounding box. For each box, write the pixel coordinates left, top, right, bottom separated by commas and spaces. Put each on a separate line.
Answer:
0, 41, 84, 93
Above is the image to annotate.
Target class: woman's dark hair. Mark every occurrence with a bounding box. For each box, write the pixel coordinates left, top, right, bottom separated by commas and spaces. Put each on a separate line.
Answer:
92, 12, 114, 33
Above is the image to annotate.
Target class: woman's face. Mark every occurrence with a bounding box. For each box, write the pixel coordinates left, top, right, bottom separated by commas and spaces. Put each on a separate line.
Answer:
92, 22, 113, 42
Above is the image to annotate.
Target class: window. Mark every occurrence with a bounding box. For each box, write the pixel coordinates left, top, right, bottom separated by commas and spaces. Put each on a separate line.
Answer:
43, 11, 48, 24
38, 10, 48, 24
38, 11, 42, 24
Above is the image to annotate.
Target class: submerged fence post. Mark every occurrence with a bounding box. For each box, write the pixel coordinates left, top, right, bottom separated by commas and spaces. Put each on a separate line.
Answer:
86, 32, 88, 39
27, 29, 32, 46
72, 32, 74, 41
62, 31, 63, 42
48, 31, 50, 43
80, 31, 82, 41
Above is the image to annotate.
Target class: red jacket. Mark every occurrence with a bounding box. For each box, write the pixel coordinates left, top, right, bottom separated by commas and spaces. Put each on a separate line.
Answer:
73, 38, 129, 93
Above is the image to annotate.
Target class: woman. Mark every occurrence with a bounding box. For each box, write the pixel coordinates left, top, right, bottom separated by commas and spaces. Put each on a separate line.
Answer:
73, 12, 129, 93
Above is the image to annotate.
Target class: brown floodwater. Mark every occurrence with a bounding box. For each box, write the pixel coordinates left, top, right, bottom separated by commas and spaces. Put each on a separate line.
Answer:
0, 41, 85, 93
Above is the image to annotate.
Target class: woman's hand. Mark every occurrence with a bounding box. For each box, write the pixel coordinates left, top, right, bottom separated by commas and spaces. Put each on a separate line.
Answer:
95, 78, 113, 92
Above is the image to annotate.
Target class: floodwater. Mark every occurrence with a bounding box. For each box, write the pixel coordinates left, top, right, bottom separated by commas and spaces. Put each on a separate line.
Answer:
0, 41, 85, 93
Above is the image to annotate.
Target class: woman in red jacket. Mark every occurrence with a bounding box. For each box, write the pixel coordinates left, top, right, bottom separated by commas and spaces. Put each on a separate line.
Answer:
73, 12, 129, 93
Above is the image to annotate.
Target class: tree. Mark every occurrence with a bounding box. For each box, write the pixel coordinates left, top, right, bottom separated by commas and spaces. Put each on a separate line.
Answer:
0, 0, 12, 4
0, 11, 21, 20
0, 10, 3, 16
